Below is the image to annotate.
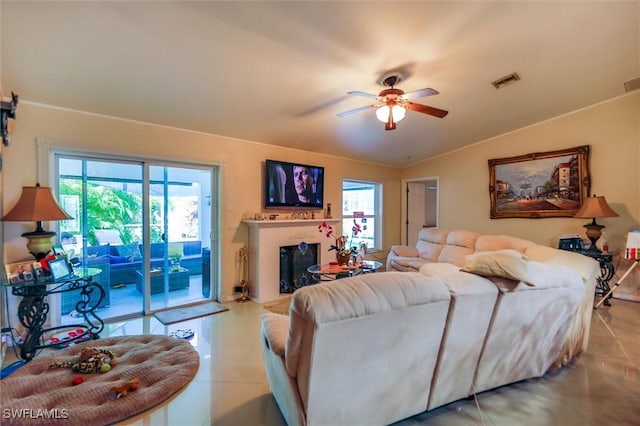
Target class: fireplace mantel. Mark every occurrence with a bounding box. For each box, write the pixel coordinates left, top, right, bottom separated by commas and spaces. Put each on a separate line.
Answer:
243, 218, 340, 227
243, 218, 341, 303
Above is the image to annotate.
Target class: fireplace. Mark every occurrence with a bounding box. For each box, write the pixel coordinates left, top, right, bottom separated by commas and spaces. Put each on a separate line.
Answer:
280, 243, 319, 293
244, 219, 340, 303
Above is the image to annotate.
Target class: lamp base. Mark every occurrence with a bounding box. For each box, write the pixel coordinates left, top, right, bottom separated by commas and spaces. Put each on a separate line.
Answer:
583, 220, 605, 254
22, 230, 56, 260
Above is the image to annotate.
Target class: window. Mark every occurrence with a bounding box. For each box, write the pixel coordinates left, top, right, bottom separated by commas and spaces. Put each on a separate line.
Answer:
342, 179, 382, 251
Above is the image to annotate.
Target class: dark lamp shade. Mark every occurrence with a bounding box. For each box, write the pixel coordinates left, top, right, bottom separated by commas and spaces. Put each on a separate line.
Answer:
2, 185, 72, 222
574, 195, 619, 219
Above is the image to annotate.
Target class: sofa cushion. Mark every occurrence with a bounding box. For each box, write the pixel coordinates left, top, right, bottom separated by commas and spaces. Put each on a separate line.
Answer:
149, 243, 164, 259
107, 255, 129, 264
419, 261, 460, 277
525, 245, 598, 283
116, 243, 143, 262
167, 242, 184, 258
285, 272, 452, 426
93, 229, 123, 245
87, 244, 110, 258
408, 259, 431, 271
285, 271, 451, 377
418, 227, 448, 244
473, 262, 583, 394
261, 313, 289, 357
522, 261, 582, 290
182, 241, 202, 256
475, 234, 535, 253
415, 228, 448, 262
418, 262, 500, 410
437, 230, 479, 266
460, 249, 532, 285
390, 245, 419, 258
389, 256, 428, 270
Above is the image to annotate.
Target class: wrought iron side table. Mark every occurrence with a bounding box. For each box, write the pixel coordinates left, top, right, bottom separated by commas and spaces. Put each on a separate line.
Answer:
1, 268, 105, 361
580, 251, 616, 306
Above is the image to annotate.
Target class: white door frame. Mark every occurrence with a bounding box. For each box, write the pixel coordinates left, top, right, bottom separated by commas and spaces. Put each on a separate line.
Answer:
401, 176, 439, 246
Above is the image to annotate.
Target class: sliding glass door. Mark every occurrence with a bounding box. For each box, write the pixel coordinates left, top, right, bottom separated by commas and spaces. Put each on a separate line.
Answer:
145, 165, 213, 311
56, 154, 216, 323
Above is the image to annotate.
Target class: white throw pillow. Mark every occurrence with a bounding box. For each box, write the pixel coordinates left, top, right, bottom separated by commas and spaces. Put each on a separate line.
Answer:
460, 249, 533, 286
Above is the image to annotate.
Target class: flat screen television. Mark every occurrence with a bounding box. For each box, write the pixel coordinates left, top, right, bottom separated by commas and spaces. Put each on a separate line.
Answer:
265, 159, 324, 209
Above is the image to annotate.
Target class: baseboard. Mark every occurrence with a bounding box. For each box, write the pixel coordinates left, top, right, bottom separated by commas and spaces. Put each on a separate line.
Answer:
612, 293, 640, 302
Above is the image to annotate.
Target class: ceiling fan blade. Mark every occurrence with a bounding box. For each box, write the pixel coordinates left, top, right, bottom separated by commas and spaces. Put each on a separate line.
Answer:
337, 104, 379, 117
401, 88, 439, 101
347, 91, 380, 100
405, 101, 449, 118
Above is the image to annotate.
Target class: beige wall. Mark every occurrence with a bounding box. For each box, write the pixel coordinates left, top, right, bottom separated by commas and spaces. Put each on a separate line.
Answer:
1, 103, 401, 302
401, 92, 640, 299
2, 93, 638, 305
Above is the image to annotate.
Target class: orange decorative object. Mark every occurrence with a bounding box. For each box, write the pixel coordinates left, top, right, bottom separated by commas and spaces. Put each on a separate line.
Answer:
110, 378, 140, 399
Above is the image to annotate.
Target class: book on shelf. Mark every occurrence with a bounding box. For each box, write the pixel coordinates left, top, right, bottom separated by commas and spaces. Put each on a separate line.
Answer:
625, 230, 640, 260
557, 234, 586, 252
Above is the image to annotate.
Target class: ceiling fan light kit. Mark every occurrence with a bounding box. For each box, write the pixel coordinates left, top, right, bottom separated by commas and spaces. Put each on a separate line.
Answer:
338, 74, 448, 130
376, 104, 406, 124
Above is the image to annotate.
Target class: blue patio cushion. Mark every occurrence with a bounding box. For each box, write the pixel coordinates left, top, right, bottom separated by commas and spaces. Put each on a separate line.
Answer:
149, 243, 164, 259
87, 244, 111, 257
183, 241, 202, 256
116, 243, 143, 262
108, 255, 129, 264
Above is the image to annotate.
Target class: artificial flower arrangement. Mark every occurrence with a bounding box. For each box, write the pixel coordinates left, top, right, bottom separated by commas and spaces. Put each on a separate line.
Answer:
318, 220, 363, 264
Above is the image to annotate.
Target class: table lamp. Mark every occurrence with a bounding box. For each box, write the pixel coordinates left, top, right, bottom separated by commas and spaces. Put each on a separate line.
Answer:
573, 194, 619, 253
2, 184, 73, 260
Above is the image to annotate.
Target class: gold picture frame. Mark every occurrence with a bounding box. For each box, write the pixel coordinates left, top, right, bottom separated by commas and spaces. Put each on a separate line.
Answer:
489, 145, 590, 219
4, 260, 36, 284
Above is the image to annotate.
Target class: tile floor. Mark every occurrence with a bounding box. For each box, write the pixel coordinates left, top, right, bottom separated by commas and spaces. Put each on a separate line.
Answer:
5, 296, 639, 425
61, 274, 209, 324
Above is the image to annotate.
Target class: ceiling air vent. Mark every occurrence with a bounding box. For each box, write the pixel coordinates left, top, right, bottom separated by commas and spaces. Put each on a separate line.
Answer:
492, 72, 521, 89
624, 77, 640, 93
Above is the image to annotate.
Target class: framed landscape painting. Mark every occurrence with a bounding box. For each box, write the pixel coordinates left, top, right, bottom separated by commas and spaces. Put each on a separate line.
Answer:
489, 145, 590, 219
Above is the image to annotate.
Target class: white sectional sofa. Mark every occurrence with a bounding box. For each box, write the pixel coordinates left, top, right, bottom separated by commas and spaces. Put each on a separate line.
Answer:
260, 230, 599, 426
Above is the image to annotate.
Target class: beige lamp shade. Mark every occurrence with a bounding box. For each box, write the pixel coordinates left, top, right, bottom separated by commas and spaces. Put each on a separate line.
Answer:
574, 195, 618, 253
574, 195, 619, 220
2, 184, 72, 259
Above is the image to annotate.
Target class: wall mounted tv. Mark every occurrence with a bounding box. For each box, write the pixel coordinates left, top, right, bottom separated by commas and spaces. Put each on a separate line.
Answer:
265, 159, 324, 209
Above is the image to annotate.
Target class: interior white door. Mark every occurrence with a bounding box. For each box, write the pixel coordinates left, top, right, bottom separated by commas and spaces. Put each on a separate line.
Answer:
407, 182, 426, 247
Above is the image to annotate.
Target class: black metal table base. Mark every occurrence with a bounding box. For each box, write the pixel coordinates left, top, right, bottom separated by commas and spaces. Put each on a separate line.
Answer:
12, 276, 105, 361
583, 252, 615, 307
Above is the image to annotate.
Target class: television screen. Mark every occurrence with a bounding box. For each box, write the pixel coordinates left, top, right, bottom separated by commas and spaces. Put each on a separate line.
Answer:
265, 159, 324, 209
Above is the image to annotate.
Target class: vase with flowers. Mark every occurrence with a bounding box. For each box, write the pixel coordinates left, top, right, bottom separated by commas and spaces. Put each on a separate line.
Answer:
318, 220, 362, 266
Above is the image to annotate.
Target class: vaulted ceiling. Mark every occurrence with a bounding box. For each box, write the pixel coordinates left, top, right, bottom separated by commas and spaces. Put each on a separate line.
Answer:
2, 1, 638, 167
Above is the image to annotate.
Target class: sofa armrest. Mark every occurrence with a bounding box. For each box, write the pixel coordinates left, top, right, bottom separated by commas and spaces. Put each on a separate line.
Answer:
389, 245, 419, 258
261, 313, 289, 357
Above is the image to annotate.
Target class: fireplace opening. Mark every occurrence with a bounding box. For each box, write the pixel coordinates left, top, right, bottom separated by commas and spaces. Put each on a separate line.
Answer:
280, 243, 320, 293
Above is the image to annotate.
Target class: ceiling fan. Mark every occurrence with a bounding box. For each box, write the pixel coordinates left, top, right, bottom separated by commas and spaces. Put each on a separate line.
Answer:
337, 75, 448, 130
